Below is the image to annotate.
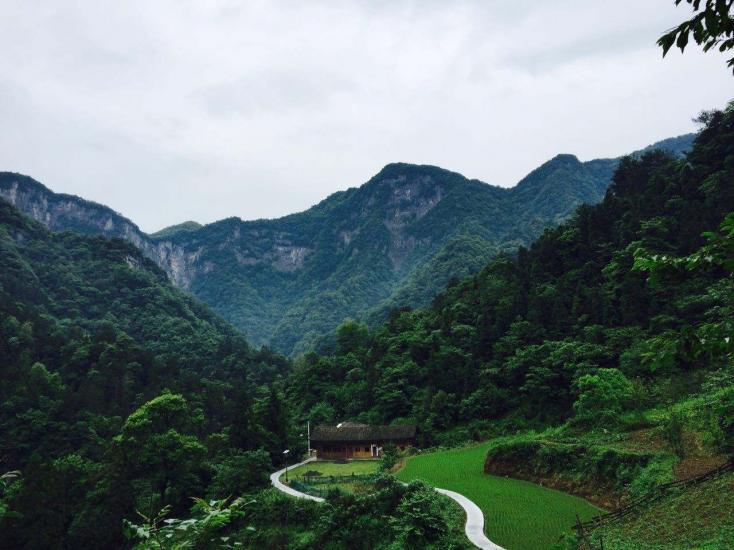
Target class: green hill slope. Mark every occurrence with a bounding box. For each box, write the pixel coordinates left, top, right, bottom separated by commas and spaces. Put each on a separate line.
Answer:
0, 199, 291, 548
0, 134, 694, 355
288, 105, 731, 442
589, 470, 734, 549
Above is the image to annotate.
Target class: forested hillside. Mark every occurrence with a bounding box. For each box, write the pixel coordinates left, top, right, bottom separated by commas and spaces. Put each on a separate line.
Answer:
0, 200, 293, 548
0, 134, 693, 356
288, 105, 733, 445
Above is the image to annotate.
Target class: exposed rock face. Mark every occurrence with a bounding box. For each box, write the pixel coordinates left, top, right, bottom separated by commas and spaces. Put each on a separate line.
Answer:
0, 132, 695, 354
0, 175, 200, 289
382, 176, 442, 268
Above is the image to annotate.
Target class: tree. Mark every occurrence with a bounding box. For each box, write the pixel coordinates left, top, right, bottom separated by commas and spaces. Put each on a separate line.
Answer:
711, 386, 734, 455
659, 0, 734, 73
208, 450, 272, 498
379, 444, 399, 472
0, 471, 21, 520
123, 497, 250, 550
389, 481, 450, 548
114, 393, 206, 510
573, 369, 634, 426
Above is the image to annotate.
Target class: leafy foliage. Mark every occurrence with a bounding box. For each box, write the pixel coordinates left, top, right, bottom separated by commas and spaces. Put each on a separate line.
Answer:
659, 0, 734, 73
288, 102, 734, 446
0, 135, 694, 356
123, 497, 252, 550
572, 369, 634, 427
0, 203, 291, 547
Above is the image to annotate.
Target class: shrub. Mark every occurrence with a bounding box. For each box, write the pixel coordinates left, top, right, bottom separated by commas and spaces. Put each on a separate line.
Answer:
573, 369, 634, 427
710, 386, 734, 455
380, 444, 400, 472
661, 410, 685, 458
208, 449, 272, 498
389, 481, 450, 548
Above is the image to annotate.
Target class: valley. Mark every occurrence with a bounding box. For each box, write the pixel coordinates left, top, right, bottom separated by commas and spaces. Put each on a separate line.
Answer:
1, 2, 733, 547
0, 134, 693, 356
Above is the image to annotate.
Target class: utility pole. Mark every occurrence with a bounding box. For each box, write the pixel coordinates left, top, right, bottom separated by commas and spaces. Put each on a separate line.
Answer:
307, 420, 311, 457
283, 449, 290, 482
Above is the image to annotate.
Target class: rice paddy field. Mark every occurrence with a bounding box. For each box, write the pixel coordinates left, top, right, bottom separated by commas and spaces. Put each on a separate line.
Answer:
396, 441, 602, 550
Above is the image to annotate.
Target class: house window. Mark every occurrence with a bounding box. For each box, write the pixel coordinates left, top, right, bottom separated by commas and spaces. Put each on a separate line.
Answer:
364, 446, 369, 452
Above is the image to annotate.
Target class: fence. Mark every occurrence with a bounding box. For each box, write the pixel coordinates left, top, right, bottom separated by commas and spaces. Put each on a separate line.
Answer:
289, 473, 379, 498
289, 479, 329, 499
576, 458, 734, 534
295, 473, 378, 486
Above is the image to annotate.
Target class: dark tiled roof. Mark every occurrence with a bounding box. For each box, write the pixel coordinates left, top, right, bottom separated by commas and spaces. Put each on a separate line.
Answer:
311, 423, 417, 443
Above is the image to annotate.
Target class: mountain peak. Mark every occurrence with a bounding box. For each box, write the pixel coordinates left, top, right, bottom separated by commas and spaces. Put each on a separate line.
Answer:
369, 162, 470, 185
150, 220, 203, 240
546, 153, 582, 166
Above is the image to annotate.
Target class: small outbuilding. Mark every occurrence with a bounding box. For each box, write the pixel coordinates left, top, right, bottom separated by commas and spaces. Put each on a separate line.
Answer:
310, 422, 417, 460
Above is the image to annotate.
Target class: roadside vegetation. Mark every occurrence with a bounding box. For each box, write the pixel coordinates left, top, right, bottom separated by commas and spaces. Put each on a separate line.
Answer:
290, 101, 734, 549
584, 471, 734, 550
287, 460, 381, 495
124, 478, 472, 549
396, 442, 600, 550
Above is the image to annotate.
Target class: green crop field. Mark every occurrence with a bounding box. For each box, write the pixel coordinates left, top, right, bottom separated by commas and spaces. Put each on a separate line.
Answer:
396, 442, 601, 550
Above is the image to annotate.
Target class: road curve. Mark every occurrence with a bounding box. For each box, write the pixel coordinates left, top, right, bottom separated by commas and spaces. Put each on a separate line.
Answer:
270, 458, 504, 549
436, 487, 505, 550
269, 457, 324, 502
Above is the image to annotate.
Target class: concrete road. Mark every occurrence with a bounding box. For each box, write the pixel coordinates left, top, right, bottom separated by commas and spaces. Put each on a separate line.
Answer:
436, 487, 505, 550
269, 457, 324, 502
270, 458, 505, 549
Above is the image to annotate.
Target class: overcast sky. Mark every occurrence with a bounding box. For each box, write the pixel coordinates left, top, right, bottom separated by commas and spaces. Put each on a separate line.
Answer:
1, 1, 731, 232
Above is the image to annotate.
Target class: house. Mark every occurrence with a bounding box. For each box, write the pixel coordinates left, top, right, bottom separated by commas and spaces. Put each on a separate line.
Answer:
310, 422, 417, 460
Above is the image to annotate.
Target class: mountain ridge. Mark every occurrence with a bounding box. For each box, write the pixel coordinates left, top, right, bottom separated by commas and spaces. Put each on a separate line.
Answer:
0, 132, 696, 354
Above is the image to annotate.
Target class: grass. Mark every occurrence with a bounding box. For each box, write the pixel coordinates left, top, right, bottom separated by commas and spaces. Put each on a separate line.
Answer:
396, 441, 601, 550
287, 459, 380, 477
591, 472, 734, 550
286, 460, 381, 495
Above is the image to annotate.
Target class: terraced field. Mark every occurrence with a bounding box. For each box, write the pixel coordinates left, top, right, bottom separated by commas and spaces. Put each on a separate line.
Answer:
396, 441, 601, 550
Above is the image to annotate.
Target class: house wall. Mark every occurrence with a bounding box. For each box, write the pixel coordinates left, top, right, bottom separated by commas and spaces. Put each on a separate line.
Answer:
313, 440, 413, 460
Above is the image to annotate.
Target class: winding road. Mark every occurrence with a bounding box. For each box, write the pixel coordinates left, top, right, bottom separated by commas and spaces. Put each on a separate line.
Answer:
270, 458, 504, 549
269, 457, 324, 502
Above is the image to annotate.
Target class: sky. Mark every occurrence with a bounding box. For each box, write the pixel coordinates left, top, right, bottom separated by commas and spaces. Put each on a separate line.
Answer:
0, 1, 732, 232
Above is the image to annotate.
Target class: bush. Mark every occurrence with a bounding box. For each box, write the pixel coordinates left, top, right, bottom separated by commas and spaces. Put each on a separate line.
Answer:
710, 386, 734, 455
661, 410, 685, 458
208, 449, 272, 498
380, 444, 400, 472
573, 369, 634, 427
628, 456, 675, 497
389, 481, 449, 548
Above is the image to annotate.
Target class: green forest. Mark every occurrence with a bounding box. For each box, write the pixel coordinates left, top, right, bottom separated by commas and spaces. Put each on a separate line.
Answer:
0, 135, 694, 358
1, 2, 733, 548
2, 100, 731, 549
288, 104, 734, 443
0, 202, 293, 547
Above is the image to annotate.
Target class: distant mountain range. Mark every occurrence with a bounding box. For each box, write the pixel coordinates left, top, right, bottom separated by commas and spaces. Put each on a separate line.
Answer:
0, 133, 695, 355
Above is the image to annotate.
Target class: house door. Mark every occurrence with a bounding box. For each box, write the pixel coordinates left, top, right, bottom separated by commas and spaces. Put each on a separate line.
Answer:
371, 445, 378, 458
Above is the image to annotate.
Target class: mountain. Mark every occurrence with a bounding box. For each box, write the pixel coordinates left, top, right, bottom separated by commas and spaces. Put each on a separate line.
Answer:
0, 197, 292, 548
150, 220, 202, 239
0, 133, 695, 355
282, 104, 734, 550
286, 105, 732, 444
